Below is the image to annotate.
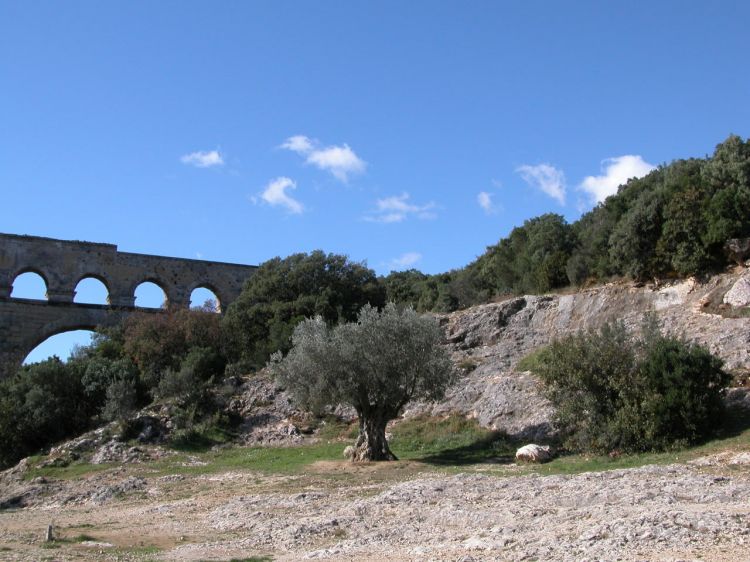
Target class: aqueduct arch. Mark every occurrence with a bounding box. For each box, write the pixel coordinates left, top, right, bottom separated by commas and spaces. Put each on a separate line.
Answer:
0, 233, 257, 378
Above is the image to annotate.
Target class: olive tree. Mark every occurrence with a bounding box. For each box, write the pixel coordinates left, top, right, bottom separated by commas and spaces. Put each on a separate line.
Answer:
271, 304, 454, 461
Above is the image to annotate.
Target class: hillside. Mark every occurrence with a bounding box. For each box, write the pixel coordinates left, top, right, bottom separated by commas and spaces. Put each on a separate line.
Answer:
416, 267, 750, 440
1, 268, 750, 561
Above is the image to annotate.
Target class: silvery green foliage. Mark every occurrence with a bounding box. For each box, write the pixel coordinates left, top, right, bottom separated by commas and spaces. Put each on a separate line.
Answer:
271, 303, 454, 418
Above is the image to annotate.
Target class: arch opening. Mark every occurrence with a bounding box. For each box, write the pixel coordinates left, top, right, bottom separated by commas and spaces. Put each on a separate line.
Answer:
134, 281, 168, 309
10, 271, 48, 300
74, 276, 109, 305
23, 329, 97, 365
190, 286, 221, 313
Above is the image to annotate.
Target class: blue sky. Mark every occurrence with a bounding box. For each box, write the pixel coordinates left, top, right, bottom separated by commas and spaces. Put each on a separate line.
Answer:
2, 1, 749, 362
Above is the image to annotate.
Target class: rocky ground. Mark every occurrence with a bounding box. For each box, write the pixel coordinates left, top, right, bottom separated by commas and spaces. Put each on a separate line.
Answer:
1, 268, 749, 561
0, 450, 749, 561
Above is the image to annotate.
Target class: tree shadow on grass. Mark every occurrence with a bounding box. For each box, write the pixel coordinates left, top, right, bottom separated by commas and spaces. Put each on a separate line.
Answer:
719, 389, 750, 439
416, 431, 518, 465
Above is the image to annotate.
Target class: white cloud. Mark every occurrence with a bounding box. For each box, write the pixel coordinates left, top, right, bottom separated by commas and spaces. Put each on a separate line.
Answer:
365, 193, 437, 223
280, 135, 366, 182
477, 191, 495, 213
389, 252, 423, 270
280, 135, 314, 154
579, 155, 656, 203
180, 150, 224, 168
516, 163, 566, 205
257, 176, 304, 214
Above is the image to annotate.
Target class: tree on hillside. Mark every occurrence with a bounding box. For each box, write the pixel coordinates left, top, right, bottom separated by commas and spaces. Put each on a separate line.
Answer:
608, 185, 665, 280
701, 135, 750, 250
222, 251, 386, 369
271, 304, 454, 461
122, 307, 224, 390
478, 213, 574, 294
0, 358, 92, 468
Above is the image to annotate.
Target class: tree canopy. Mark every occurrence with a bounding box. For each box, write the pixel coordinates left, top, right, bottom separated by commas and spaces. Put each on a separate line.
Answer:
383, 135, 750, 311
223, 251, 386, 369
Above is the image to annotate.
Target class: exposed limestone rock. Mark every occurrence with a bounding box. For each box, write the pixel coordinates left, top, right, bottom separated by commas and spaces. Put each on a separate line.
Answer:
229, 373, 308, 446
515, 444, 552, 463
408, 272, 750, 440
90, 441, 148, 465
723, 272, 750, 307
417, 369, 555, 441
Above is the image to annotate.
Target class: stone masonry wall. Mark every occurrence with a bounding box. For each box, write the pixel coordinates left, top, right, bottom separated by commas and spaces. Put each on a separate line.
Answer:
0, 233, 257, 378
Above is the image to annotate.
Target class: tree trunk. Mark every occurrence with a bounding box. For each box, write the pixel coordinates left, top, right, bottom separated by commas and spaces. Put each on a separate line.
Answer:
351, 413, 397, 462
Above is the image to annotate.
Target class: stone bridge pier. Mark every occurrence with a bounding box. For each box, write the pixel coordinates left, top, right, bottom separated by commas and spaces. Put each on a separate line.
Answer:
0, 233, 257, 379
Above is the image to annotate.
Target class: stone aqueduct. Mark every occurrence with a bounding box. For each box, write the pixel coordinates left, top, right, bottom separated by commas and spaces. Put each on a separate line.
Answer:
0, 233, 257, 379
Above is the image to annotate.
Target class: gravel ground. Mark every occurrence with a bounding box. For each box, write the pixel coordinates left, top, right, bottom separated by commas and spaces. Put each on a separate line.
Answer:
1, 453, 748, 561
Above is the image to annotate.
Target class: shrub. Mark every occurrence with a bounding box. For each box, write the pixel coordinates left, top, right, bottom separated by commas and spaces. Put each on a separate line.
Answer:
532, 318, 730, 453
102, 376, 138, 423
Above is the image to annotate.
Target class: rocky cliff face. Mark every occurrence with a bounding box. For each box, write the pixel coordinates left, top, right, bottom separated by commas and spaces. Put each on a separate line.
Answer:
405, 268, 750, 440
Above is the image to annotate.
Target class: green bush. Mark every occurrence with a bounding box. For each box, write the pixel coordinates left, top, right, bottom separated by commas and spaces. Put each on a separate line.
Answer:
532, 319, 730, 453
223, 251, 386, 369
102, 376, 138, 423
0, 358, 92, 468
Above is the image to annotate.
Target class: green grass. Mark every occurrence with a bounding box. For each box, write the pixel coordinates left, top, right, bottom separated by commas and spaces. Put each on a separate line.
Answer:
117, 544, 162, 556
314, 416, 358, 440
168, 424, 236, 452
24, 457, 114, 481
515, 346, 548, 373
148, 440, 347, 476
390, 415, 516, 464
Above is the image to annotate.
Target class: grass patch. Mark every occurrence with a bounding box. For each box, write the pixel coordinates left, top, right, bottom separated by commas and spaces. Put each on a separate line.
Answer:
147, 415, 518, 475
169, 424, 236, 453
510, 423, 750, 477
391, 415, 517, 464
23, 408, 750, 486
515, 347, 547, 373
315, 416, 358, 441
148, 441, 346, 476
24, 457, 114, 480
70, 533, 98, 542
118, 544, 162, 556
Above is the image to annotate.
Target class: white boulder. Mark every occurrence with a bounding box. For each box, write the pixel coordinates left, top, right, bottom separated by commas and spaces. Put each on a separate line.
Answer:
723, 274, 750, 307
515, 444, 552, 463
